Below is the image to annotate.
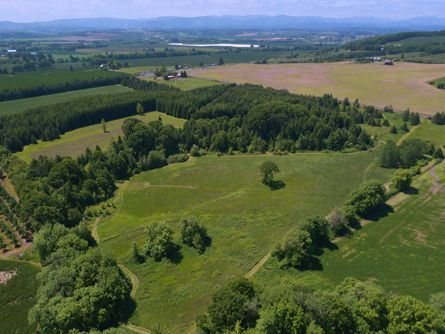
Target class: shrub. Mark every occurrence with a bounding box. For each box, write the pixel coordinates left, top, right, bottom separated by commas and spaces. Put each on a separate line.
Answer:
391, 169, 412, 192
328, 209, 350, 236
273, 228, 312, 268
143, 222, 174, 261
167, 153, 189, 164
346, 181, 386, 217
180, 217, 209, 254
301, 216, 330, 245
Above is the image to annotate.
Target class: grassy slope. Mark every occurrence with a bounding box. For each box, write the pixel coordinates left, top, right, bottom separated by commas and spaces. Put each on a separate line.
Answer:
16, 112, 185, 162
0, 259, 40, 334
97, 151, 392, 332
256, 161, 445, 302
411, 119, 445, 147
0, 85, 132, 115
191, 62, 445, 115
142, 77, 220, 90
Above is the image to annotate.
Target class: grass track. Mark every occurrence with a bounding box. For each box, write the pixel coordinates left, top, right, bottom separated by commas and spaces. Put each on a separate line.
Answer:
97, 150, 392, 332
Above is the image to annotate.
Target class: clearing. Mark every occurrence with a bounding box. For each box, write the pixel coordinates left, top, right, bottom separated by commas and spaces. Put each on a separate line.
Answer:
16, 111, 185, 162
255, 161, 445, 302
191, 62, 445, 115
0, 85, 132, 115
96, 150, 392, 332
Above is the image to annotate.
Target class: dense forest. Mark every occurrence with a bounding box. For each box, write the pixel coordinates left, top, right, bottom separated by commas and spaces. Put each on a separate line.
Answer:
0, 81, 375, 153
345, 30, 445, 54
0, 72, 128, 101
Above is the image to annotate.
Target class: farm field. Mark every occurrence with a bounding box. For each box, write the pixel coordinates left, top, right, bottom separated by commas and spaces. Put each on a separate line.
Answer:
96, 151, 393, 332
0, 69, 125, 91
0, 259, 40, 334
191, 62, 445, 115
0, 85, 132, 115
16, 111, 185, 162
255, 160, 445, 302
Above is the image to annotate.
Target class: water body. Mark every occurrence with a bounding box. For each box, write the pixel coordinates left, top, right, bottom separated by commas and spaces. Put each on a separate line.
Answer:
169, 43, 260, 48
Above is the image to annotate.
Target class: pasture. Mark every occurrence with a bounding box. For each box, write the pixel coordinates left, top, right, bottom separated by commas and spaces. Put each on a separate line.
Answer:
96, 151, 393, 332
191, 62, 445, 115
16, 112, 185, 162
411, 119, 445, 147
0, 259, 40, 334
0, 85, 132, 115
255, 160, 445, 302
142, 77, 220, 90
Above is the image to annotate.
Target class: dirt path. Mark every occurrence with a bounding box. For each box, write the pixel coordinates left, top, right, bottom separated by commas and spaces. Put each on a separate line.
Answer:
1, 242, 32, 258
429, 164, 442, 195
125, 324, 151, 334
397, 125, 419, 146
245, 253, 271, 278
0, 174, 19, 202
118, 264, 139, 299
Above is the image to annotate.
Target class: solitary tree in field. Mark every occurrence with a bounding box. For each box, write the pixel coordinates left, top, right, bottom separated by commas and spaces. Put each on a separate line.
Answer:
101, 118, 107, 133
136, 103, 144, 115
259, 161, 279, 185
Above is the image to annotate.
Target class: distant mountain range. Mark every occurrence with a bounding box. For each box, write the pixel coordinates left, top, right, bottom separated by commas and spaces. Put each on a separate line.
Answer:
1, 16, 445, 33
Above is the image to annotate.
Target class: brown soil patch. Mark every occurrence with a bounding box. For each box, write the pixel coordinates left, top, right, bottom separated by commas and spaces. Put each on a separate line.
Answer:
0, 270, 17, 285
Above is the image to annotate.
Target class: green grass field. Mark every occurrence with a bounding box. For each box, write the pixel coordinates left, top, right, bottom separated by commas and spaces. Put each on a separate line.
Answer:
0, 259, 40, 334
191, 62, 445, 115
96, 150, 392, 332
16, 112, 185, 162
142, 77, 220, 90
255, 161, 445, 302
0, 85, 132, 115
0, 69, 125, 92
430, 76, 445, 88
411, 119, 445, 147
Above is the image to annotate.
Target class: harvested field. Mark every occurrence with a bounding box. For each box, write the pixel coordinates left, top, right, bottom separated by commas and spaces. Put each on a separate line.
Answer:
191, 62, 445, 115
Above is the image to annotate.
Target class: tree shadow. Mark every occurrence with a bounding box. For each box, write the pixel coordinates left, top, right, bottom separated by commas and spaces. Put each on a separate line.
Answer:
268, 180, 286, 191
403, 186, 419, 195
363, 204, 394, 222
118, 296, 137, 326
298, 256, 323, 271
166, 243, 183, 264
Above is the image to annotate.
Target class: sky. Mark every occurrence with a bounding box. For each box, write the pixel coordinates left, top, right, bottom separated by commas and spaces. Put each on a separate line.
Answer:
1, 0, 445, 22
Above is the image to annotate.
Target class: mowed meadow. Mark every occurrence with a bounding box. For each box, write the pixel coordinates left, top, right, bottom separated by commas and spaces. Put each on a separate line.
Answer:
16, 112, 185, 162
255, 161, 445, 302
191, 62, 445, 115
97, 151, 393, 332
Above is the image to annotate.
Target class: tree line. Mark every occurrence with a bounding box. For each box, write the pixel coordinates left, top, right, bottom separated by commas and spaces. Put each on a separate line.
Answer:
197, 276, 445, 333
1, 83, 377, 154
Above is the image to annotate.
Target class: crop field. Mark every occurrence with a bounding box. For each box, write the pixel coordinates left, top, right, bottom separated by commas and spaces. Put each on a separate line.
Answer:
0, 85, 132, 115
16, 112, 185, 162
0, 259, 40, 334
255, 160, 445, 302
191, 62, 445, 115
0, 69, 125, 92
96, 151, 393, 332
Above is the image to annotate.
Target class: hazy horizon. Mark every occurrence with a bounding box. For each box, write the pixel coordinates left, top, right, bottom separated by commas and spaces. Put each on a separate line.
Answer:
1, 0, 445, 23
